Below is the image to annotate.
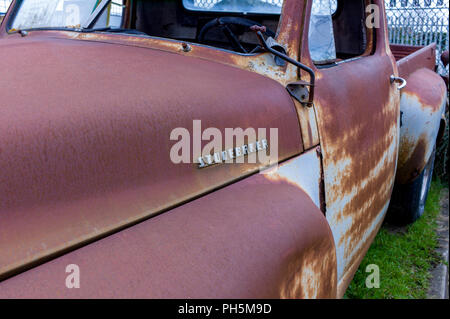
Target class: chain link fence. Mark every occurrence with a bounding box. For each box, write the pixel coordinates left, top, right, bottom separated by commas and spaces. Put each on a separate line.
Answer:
187, 0, 282, 9
386, 0, 449, 75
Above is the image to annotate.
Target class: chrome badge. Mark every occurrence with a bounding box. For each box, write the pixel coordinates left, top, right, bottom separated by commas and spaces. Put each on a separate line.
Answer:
197, 139, 268, 168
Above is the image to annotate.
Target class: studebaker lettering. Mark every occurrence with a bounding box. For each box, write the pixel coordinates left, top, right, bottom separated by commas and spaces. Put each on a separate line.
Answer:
197, 139, 269, 168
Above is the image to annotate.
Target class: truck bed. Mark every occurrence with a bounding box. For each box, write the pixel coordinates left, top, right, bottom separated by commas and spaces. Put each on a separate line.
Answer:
390, 43, 437, 79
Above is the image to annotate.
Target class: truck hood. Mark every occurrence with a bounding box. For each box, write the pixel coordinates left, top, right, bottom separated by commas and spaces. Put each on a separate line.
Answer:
0, 35, 302, 279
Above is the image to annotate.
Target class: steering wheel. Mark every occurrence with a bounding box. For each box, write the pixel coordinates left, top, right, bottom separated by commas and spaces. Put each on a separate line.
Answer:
198, 17, 276, 53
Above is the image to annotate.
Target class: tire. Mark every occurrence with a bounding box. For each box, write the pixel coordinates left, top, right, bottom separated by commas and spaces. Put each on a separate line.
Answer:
386, 147, 436, 226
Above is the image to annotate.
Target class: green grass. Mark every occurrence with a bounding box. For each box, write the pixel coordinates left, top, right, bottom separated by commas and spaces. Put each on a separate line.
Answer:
344, 180, 446, 299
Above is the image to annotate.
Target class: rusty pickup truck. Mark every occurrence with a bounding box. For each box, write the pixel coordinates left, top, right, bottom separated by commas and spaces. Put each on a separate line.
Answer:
0, 0, 447, 299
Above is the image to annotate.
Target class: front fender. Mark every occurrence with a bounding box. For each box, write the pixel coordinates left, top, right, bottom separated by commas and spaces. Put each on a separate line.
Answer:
396, 68, 447, 184
0, 152, 337, 299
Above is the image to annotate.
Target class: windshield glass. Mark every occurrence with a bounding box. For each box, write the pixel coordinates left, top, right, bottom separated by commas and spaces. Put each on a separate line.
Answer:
182, 0, 283, 15
10, 0, 123, 30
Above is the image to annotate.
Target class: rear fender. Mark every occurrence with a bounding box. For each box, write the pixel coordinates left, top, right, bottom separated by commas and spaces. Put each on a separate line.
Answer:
396, 68, 447, 184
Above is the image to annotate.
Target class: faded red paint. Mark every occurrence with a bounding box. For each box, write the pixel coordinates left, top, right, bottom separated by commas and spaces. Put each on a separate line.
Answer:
0, 174, 336, 299
391, 44, 427, 61
395, 43, 437, 79
0, 34, 303, 280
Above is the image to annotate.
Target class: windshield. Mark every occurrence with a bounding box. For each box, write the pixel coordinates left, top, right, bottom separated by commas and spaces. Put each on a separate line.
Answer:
182, 0, 283, 15
10, 0, 123, 30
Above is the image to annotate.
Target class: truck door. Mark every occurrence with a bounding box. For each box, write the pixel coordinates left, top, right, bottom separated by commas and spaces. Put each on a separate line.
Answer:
300, 0, 400, 296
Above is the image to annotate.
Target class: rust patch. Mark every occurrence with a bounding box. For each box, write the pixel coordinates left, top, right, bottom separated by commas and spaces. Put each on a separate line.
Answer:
397, 136, 416, 171
397, 134, 428, 184
336, 214, 384, 298
403, 68, 447, 112
316, 146, 327, 214
280, 239, 337, 299
298, 0, 401, 289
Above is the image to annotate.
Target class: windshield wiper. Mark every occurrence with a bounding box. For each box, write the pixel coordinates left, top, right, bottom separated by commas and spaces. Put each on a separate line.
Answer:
78, 26, 147, 35
82, 0, 112, 29
10, 26, 145, 36
78, 26, 113, 33
9, 26, 80, 35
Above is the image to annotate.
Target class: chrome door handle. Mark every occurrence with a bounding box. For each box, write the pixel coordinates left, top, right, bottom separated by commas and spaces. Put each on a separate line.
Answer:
390, 75, 407, 90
